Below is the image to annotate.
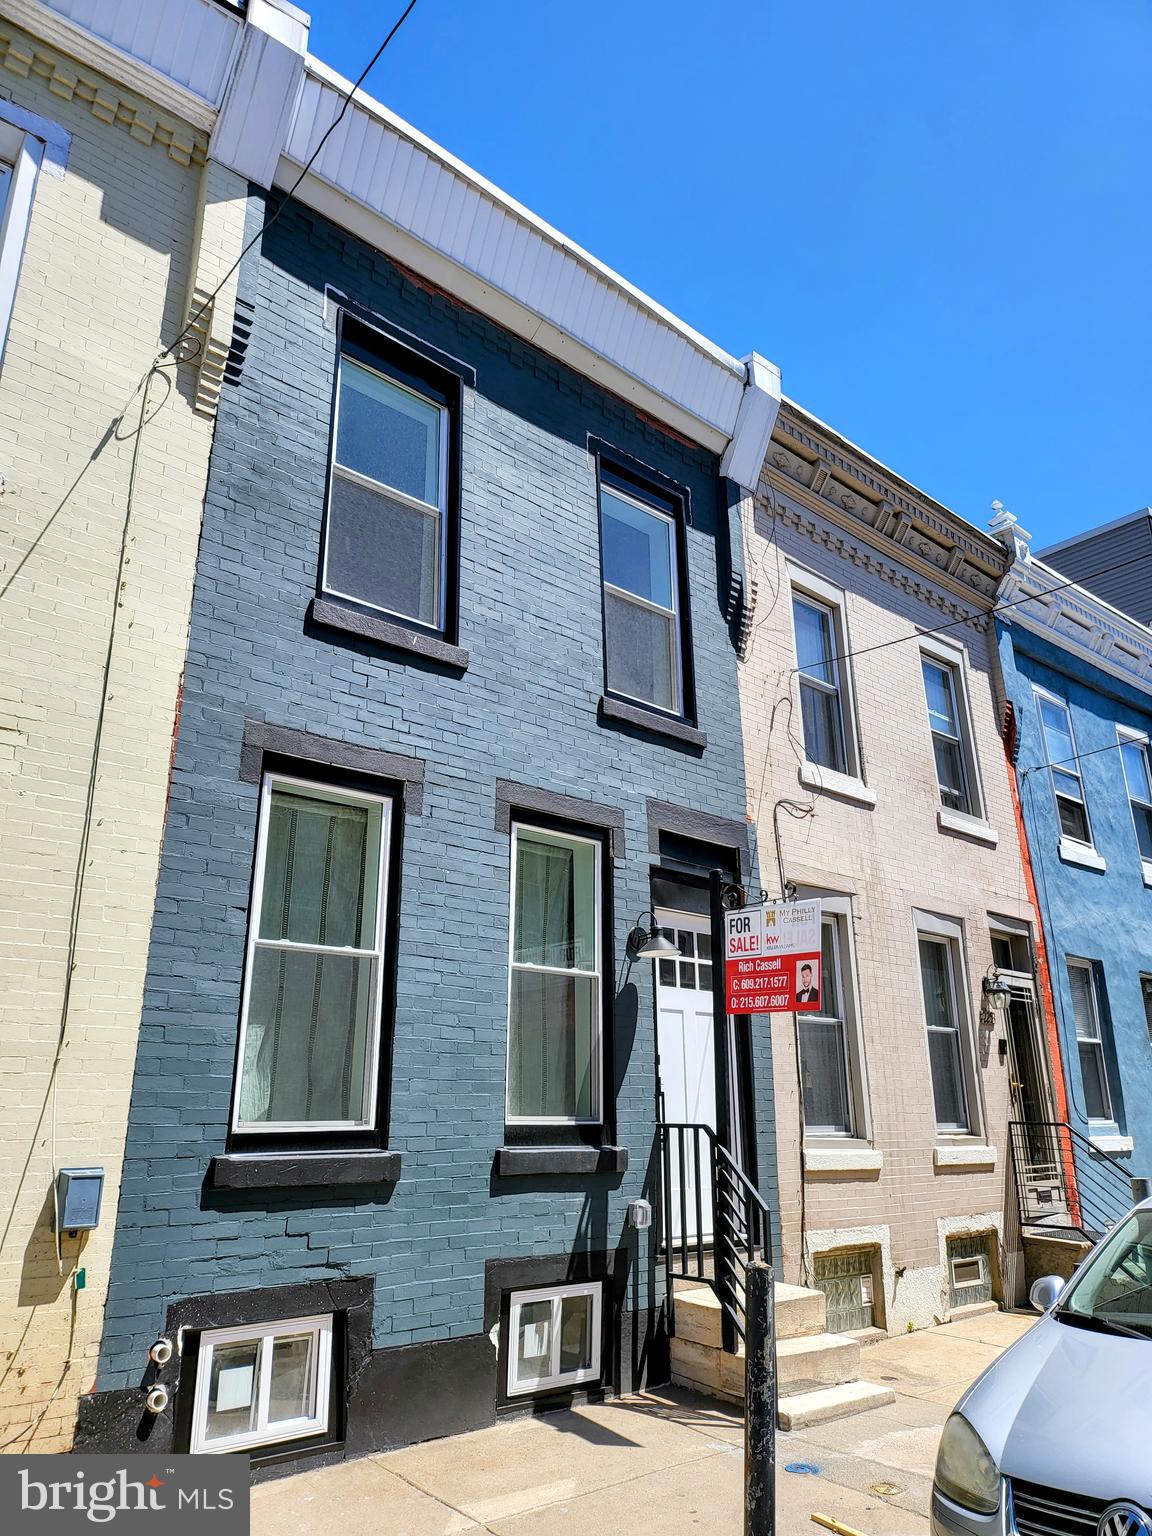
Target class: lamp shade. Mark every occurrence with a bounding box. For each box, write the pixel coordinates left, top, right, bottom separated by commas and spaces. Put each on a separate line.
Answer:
982, 972, 1013, 1013
634, 928, 680, 960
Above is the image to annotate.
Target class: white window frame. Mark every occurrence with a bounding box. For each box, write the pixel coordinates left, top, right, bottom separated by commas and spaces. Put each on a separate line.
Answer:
0, 118, 45, 368
191, 1314, 333, 1455
1116, 726, 1152, 882
797, 896, 870, 1143
232, 773, 391, 1135
598, 473, 684, 718
913, 910, 981, 1137
505, 823, 603, 1127
1034, 687, 1095, 850
1066, 958, 1115, 1127
787, 563, 863, 787
919, 636, 985, 821
322, 350, 451, 632
506, 1282, 603, 1397
950, 1253, 988, 1293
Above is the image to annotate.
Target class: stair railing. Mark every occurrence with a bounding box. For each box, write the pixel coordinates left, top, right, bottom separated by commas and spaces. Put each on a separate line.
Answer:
1009, 1118, 1139, 1242
659, 1121, 772, 1351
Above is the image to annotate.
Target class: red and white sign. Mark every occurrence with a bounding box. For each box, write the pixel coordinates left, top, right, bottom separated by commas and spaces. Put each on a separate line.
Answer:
724, 900, 822, 1014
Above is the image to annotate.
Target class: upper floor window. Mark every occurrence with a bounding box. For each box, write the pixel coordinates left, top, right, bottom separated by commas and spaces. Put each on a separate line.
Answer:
233, 775, 391, 1135
1141, 975, 1152, 1047
323, 338, 453, 634
788, 568, 859, 781
598, 472, 684, 717
1117, 727, 1152, 871
506, 825, 603, 1124
915, 913, 977, 1135
1067, 959, 1114, 1124
921, 649, 979, 816
1035, 690, 1093, 846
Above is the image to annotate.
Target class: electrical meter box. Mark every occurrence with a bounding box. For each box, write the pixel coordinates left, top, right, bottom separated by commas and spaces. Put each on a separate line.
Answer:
56, 1168, 104, 1231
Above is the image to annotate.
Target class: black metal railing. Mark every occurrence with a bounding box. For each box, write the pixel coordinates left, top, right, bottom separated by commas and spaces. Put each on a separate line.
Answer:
1009, 1119, 1138, 1241
659, 1122, 772, 1349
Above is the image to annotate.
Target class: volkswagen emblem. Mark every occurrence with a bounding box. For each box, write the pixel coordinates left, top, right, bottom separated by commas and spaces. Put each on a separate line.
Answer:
1098, 1503, 1152, 1536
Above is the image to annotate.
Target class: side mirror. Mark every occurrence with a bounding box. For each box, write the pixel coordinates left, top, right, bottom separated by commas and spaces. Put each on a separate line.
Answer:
1029, 1274, 1064, 1313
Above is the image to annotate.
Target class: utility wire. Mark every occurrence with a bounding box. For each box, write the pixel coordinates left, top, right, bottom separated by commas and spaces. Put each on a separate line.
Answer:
160, 0, 420, 366
1022, 734, 1150, 780
786, 548, 1152, 676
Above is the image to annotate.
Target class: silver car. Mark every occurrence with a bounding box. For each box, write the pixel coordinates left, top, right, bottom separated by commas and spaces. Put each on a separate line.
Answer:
932, 1198, 1152, 1535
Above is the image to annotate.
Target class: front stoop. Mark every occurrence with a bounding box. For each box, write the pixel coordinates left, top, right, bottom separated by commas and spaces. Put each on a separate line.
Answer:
669, 1285, 895, 1427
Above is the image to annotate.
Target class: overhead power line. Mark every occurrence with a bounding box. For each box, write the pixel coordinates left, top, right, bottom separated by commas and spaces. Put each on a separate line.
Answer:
788, 548, 1152, 676
162, 0, 420, 366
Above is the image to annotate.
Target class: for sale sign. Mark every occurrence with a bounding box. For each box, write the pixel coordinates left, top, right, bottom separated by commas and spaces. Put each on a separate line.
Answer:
724, 900, 822, 1014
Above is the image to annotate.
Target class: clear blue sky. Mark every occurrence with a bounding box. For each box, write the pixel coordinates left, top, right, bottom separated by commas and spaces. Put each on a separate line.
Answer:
305, 0, 1150, 547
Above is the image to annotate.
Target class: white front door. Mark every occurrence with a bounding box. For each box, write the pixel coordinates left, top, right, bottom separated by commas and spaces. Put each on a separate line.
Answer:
655, 911, 716, 1242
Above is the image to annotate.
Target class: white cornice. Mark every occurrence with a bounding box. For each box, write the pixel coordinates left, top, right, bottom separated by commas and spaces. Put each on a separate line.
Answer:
1000, 554, 1152, 694
5, 0, 234, 128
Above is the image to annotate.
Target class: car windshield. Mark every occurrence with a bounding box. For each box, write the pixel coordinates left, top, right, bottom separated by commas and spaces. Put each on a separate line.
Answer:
1059, 1207, 1152, 1337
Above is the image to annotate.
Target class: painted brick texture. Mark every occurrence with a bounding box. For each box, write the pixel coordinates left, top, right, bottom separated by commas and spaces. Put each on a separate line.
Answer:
0, 38, 246, 1448
739, 453, 1037, 1331
999, 623, 1152, 1173
95, 194, 775, 1391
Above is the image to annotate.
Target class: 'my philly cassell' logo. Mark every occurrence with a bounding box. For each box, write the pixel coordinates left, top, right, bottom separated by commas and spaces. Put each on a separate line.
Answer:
19, 1469, 236, 1524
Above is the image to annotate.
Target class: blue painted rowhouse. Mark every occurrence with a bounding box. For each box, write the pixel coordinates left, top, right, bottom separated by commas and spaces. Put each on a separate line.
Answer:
76, 70, 784, 1464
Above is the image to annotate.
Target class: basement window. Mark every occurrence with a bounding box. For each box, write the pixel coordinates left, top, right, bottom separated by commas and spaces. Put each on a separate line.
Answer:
190, 1315, 333, 1454
507, 1282, 602, 1396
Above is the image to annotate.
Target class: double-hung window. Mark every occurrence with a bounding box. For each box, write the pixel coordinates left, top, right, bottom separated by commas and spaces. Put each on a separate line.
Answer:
921, 652, 975, 815
1117, 727, 1152, 872
799, 913, 858, 1137
324, 341, 451, 633
599, 472, 684, 717
1035, 691, 1092, 845
191, 1315, 332, 1454
1067, 959, 1114, 1124
506, 825, 602, 1124
791, 585, 851, 775
915, 919, 975, 1134
234, 776, 390, 1134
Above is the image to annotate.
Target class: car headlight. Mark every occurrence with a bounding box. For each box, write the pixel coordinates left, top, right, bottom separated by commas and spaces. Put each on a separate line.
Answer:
934, 1412, 1000, 1515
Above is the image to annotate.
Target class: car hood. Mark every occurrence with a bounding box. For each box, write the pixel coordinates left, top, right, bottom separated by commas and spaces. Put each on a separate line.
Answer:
958, 1313, 1152, 1504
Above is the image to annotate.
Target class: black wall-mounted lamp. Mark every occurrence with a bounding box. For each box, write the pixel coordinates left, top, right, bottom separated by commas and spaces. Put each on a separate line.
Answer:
627, 911, 680, 961
981, 968, 1013, 1025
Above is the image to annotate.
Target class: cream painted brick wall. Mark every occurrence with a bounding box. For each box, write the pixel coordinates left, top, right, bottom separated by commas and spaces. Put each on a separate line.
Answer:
739, 459, 1035, 1332
0, 36, 246, 1450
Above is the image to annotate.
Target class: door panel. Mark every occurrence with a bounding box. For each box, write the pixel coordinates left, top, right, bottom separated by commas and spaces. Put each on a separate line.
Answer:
656, 913, 716, 1242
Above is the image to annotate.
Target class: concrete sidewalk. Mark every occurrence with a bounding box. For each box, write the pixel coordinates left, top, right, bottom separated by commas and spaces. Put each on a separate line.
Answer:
251, 1309, 1033, 1536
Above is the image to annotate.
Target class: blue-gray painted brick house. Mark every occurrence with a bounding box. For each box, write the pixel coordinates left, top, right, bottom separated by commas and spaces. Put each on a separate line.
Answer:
995, 521, 1152, 1225
78, 189, 778, 1464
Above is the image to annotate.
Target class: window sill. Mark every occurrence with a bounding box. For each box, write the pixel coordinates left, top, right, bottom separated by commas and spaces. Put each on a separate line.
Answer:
1089, 1134, 1134, 1157
937, 808, 999, 846
208, 1152, 401, 1190
495, 1145, 629, 1177
803, 1146, 883, 1177
597, 695, 706, 750
798, 761, 876, 807
1057, 837, 1107, 872
933, 1143, 996, 1172
309, 598, 470, 670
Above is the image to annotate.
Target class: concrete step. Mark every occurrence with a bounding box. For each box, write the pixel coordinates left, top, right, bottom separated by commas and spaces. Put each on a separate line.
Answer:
777, 1380, 897, 1430
775, 1282, 827, 1339
776, 1331, 861, 1389
672, 1282, 829, 1352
